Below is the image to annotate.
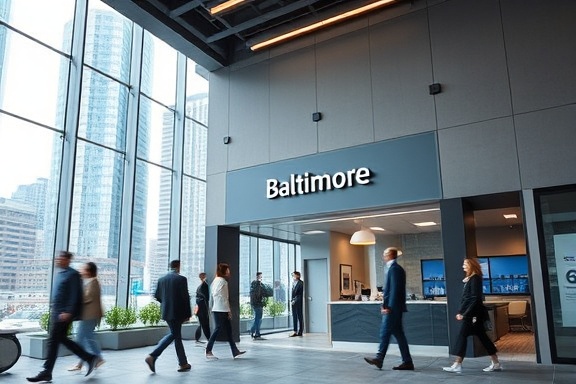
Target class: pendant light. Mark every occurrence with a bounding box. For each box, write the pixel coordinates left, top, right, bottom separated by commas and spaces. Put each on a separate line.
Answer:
350, 227, 375, 245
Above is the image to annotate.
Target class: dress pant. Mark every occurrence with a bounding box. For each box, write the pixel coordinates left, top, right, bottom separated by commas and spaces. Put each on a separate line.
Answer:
206, 311, 239, 354
194, 302, 211, 341
44, 319, 94, 373
376, 312, 412, 364
150, 319, 188, 365
453, 317, 497, 357
292, 301, 303, 334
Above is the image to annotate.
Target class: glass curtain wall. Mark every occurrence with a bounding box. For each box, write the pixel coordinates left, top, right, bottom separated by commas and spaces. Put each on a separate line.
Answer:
534, 185, 576, 364
239, 234, 300, 332
0, 0, 208, 329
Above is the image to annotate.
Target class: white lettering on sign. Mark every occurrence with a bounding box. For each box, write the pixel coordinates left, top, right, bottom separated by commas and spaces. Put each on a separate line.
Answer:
266, 167, 372, 199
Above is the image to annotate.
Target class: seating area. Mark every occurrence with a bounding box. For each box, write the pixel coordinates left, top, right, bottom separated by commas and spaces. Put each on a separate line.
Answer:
508, 300, 530, 331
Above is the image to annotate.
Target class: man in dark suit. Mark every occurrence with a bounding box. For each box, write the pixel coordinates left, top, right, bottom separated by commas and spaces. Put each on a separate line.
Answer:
145, 260, 192, 373
289, 271, 304, 337
364, 247, 414, 371
27, 251, 98, 382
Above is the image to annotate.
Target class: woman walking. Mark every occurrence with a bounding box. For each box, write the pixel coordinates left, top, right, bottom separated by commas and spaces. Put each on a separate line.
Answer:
68, 262, 105, 371
443, 258, 501, 373
205, 263, 246, 360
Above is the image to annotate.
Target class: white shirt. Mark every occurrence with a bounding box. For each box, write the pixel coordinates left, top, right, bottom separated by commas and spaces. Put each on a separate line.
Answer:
210, 277, 230, 312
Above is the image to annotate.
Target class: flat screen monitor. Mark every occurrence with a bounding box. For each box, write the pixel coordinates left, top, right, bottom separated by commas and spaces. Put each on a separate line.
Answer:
421, 259, 446, 297
488, 255, 529, 294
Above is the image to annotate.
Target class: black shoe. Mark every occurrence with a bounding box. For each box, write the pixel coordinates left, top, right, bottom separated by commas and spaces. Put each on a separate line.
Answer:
253, 336, 266, 340
393, 362, 414, 370
26, 371, 52, 382
233, 350, 246, 359
177, 363, 191, 372
85, 355, 97, 377
364, 357, 383, 369
145, 355, 157, 373
296, 333, 303, 336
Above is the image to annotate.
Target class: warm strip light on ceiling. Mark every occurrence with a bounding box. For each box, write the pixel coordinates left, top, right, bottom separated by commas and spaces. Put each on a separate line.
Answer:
503, 214, 517, 219
250, 0, 397, 51
413, 221, 437, 227
210, 0, 245, 15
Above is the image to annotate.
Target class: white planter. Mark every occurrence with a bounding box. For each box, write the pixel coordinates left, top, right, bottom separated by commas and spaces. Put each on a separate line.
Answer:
19, 334, 72, 360
98, 327, 167, 350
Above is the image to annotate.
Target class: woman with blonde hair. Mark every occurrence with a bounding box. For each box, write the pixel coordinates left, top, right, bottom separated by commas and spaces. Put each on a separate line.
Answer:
443, 257, 501, 373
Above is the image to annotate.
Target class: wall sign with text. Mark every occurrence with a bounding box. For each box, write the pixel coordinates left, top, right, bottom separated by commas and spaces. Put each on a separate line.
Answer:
266, 167, 372, 199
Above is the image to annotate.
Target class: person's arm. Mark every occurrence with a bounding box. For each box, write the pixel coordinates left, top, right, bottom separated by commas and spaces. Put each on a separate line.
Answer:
182, 277, 192, 319
60, 271, 82, 321
459, 275, 481, 317
292, 281, 303, 303
154, 280, 163, 303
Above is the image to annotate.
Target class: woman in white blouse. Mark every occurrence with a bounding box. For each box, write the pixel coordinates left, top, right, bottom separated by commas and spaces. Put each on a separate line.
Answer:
205, 263, 246, 360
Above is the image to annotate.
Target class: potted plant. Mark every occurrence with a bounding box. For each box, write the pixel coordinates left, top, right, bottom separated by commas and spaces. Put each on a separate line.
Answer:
104, 306, 137, 331
239, 302, 253, 333
265, 299, 289, 328
138, 302, 162, 327
98, 306, 166, 350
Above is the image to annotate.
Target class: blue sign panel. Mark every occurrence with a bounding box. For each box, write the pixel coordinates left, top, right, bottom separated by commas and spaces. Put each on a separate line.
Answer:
226, 132, 442, 224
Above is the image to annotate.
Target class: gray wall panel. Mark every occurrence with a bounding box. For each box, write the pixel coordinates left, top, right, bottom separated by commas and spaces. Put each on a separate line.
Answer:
270, 48, 318, 162
515, 105, 576, 189
438, 117, 520, 198
429, 0, 512, 128
316, 30, 374, 152
205, 173, 226, 226
226, 133, 441, 224
207, 69, 230, 175
228, 62, 270, 170
371, 11, 436, 140
502, 0, 576, 114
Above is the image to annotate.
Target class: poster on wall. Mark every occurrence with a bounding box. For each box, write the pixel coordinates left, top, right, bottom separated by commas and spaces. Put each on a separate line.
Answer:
553, 234, 576, 327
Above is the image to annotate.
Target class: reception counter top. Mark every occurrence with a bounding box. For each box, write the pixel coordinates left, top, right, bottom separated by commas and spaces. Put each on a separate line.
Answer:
330, 300, 446, 304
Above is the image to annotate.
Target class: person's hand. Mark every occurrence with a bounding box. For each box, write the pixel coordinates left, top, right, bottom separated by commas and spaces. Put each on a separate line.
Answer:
228, 311, 232, 320
456, 314, 463, 321
291, 300, 295, 306
58, 312, 72, 322
381, 307, 391, 315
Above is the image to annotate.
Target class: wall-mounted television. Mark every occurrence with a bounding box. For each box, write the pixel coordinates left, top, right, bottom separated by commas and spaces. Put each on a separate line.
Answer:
420, 255, 529, 297
421, 259, 446, 298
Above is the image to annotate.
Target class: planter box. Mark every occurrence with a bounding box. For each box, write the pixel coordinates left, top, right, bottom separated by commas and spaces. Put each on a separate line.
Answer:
98, 323, 197, 350
19, 334, 72, 360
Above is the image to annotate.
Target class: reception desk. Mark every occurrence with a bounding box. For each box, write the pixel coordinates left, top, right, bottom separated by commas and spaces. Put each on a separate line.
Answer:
329, 301, 449, 347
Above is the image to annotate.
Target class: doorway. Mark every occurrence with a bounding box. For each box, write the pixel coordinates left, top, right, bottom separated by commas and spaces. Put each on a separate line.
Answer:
304, 259, 328, 333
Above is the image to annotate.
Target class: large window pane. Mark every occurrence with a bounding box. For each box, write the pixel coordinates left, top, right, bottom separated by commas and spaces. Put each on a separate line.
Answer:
85, 1, 133, 82
141, 32, 177, 106
535, 186, 576, 363
78, 67, 129, 151
183, 118, 207, 179
137, 97, 174, 167
68, 141, 124, 309
132, 161, 172, 310
180, 176, 206, 288
0, 27, 68, 129
0, 115, 62, 324
186, 59, 209, 125
1, 0, 75, 54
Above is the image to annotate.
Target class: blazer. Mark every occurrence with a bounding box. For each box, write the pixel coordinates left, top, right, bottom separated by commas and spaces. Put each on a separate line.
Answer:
81, 278, 104, 320
195, 280, 209, 305
291, 280, 303, 305
155, 271, 192, 321
458, 274, 487, 320
51, 267, 83, 320
382, 261, 407, 313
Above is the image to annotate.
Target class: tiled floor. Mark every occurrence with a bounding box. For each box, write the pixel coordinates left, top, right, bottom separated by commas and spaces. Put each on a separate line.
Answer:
2, 332, 574, 383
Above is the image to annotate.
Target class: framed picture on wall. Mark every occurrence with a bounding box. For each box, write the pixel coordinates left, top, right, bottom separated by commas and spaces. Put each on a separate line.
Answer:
340, 264, 352, 293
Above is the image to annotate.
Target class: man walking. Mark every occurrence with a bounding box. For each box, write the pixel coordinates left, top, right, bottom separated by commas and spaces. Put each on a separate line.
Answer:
250, 272, 272, 340
194, 272, 211, 344
364, 247, 414, 371
289, 271, 304, 337
27, 251, 98, 382
145, 260, 192, 373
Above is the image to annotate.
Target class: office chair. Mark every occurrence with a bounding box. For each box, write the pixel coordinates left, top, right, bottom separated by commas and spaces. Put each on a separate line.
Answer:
508, 300, 529, 331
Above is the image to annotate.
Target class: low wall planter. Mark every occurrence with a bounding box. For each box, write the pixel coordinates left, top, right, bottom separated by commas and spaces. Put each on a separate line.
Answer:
19, 334, 72, 360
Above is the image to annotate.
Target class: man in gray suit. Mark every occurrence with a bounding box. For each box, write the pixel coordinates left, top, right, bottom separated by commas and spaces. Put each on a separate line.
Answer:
145, 260, 192, 373
364, 247, 414, 371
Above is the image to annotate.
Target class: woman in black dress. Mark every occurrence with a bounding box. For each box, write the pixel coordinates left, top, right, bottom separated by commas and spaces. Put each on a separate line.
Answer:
443, 257, 501, 373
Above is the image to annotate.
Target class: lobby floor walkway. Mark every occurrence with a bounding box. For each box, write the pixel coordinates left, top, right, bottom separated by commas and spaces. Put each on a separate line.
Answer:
2, 332, 574, 383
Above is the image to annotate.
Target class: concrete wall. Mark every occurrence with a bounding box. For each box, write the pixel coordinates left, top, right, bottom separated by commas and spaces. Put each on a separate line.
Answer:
206, 0, 576, 227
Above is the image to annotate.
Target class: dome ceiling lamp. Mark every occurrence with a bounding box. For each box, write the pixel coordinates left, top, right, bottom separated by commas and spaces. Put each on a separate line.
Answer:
350, 221, 376, 245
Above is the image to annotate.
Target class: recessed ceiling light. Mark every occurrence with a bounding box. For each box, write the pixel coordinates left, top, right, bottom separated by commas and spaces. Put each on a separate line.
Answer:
370, 227, 386, 232
413, 222, 437, 227
302, 230, 326, 235
503, 214, 517, 219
